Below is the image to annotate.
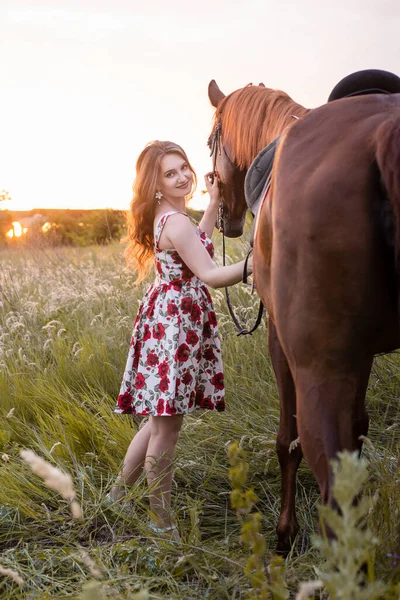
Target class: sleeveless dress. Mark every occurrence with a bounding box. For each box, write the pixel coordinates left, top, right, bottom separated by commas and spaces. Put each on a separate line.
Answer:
115, 211, 225, 416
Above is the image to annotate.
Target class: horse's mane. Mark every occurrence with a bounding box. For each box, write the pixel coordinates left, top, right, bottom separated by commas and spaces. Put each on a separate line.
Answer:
213, 85, 307, 169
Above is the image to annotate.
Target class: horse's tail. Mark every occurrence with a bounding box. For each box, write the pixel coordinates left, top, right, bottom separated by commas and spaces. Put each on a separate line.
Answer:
375, 115, 400, 273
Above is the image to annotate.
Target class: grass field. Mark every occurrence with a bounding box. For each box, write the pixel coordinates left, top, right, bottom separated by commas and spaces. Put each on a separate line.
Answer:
0, 239, 399, 599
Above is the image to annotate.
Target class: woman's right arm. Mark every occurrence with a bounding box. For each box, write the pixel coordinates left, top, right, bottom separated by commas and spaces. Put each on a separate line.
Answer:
164, 213, 252, 289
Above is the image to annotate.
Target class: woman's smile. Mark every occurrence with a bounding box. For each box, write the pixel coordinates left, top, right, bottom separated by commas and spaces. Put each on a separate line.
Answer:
177, 181, 189, 190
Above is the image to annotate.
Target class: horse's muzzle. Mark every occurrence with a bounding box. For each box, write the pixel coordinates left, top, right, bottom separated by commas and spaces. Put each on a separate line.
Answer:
223, 217, 246, 238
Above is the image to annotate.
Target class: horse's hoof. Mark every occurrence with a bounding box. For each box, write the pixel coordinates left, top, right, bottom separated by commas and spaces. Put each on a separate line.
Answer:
276, 523, 299, 557
275, 546, 290, 557
275, 538, 292, 557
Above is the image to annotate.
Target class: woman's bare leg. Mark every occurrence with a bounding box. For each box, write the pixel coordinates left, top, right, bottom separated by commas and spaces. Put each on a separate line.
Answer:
110, 420, 151, 501
145, 415, 184, 527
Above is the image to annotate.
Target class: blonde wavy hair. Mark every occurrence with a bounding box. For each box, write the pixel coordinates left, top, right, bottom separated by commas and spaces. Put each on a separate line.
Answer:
125, 140, 197, 282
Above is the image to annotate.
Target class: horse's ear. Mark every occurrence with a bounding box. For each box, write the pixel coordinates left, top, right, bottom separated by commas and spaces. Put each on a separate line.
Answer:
259, 82, 266, 87
208, 80, 225, 108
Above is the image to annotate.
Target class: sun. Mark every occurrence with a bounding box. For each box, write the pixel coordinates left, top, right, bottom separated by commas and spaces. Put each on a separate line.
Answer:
6, 222, 28, 238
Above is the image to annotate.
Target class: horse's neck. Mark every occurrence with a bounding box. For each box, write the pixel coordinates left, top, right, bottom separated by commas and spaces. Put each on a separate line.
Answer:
223, 93, 308, 170
266, 102, 307, 146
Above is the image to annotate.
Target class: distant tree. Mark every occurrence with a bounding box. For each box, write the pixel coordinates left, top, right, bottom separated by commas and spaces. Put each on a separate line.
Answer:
0, 190, 13, 244
32, 209, 127, 247
42, 212, 84, 246
77, 209, 125, 244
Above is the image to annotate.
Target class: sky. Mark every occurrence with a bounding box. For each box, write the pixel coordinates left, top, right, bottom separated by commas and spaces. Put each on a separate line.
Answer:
0, 0, 399, 211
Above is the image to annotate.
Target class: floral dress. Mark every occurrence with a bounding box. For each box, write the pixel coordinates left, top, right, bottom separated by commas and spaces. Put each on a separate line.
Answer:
115, 210, 225, 416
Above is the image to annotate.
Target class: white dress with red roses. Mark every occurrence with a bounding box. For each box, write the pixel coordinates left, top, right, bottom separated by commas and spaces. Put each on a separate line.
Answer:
115, 211, 225, 417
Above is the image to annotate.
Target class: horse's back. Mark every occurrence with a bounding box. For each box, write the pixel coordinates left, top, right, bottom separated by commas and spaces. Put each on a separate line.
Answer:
265, 94, 400, 367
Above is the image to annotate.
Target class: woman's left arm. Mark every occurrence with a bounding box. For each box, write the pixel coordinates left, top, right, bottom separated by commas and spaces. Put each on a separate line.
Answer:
198, 172, 220, 238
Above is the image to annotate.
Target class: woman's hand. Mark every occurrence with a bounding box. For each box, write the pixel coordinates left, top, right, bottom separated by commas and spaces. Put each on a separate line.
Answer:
204, 171, 220, 205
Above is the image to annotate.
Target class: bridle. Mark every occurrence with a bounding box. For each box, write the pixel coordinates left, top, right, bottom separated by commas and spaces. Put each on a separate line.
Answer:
208, 116, 264, 336
208, 116, 228, 232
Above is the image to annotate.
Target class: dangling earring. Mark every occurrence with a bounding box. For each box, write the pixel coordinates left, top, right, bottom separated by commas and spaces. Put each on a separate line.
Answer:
155, 191, 163, 205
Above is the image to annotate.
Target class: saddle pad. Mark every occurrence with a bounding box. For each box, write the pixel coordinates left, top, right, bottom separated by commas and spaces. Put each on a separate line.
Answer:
244, 137, 279, 247
245, 137, 279, 217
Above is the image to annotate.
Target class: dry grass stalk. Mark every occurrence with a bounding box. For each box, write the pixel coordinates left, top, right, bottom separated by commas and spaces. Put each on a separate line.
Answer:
20, 449, 83, 519
295, 580, 323, 599
49, 441, 62, 454
71, 499, 83, 519
289, 436, 300, 453
358, 434, 374, 448
76, 550, 103, 580
0, 565, 24, 587
6, 408, 15, 418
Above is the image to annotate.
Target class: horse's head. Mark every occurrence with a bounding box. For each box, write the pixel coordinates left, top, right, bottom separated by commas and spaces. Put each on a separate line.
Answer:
208, 79, 308, 238
208, 80, 247, 238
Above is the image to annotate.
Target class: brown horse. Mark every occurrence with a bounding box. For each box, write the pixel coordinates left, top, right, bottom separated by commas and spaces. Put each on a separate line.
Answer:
208, 79, 400, 553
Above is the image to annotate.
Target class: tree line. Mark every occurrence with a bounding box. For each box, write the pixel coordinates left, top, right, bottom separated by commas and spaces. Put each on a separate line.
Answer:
0, 204, 126, 248
0, 191, 204, 247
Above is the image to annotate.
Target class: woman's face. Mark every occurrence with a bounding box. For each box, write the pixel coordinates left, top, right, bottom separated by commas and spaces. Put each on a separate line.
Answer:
158, 153, 193, 201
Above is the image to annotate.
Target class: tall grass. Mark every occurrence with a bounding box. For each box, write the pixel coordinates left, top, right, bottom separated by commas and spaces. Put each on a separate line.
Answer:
0, 240, 399, 598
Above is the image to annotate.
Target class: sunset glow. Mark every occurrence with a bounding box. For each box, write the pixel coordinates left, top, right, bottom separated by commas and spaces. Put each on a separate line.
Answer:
1, 3, 399, 212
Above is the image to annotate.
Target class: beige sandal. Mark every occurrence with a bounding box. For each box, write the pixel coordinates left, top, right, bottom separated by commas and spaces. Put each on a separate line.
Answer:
149, 520, 181, 541
103, 493, 134, 515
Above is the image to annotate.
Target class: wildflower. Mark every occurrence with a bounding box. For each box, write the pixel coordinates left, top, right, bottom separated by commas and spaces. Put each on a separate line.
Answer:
386, 552, 399, 567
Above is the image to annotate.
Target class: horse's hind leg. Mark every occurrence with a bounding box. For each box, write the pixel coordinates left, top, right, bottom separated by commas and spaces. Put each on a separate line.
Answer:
269, 320, 303, 554
295, 359, 372, 508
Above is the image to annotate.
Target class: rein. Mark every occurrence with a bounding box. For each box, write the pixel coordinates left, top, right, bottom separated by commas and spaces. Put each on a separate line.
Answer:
209, 117, 264, 336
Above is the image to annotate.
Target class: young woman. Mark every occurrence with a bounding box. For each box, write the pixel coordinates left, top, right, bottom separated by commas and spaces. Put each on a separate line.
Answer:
110, 140, 252, 539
